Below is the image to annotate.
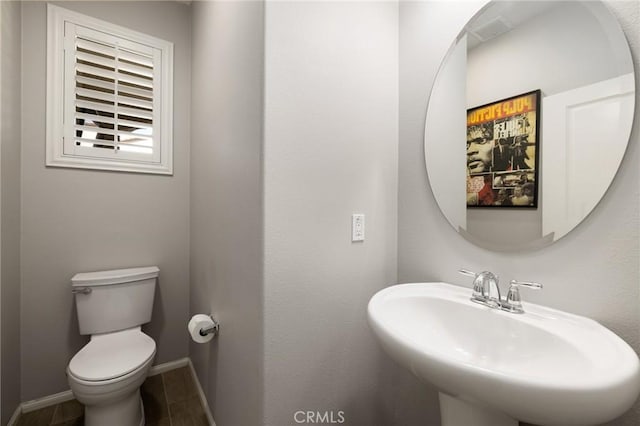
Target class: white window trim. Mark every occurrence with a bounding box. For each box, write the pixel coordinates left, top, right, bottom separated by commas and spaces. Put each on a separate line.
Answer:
46, 4, 174, 175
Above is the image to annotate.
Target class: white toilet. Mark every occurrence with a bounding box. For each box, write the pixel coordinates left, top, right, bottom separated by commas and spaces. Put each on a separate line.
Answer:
67, 266, 159, 426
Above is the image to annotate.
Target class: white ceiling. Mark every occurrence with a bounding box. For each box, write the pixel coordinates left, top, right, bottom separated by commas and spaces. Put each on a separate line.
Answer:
466, 1, 563, 49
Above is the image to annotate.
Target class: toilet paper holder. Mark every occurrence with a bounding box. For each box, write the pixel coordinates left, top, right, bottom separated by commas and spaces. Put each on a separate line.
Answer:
199, 316, 220, 337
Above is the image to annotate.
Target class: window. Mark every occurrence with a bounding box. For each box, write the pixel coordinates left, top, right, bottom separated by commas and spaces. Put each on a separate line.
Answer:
47, 5, 174, 174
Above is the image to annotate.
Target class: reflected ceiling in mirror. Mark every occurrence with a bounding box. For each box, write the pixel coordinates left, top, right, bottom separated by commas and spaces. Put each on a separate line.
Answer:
424, 0, 635, 251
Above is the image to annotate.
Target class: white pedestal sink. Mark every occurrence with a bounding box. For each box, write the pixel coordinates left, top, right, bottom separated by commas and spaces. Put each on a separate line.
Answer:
439, 393, 517, 426
367, 283, 640, 426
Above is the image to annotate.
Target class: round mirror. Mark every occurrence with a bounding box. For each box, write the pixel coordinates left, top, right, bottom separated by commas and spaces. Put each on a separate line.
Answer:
424, 0, 635, 251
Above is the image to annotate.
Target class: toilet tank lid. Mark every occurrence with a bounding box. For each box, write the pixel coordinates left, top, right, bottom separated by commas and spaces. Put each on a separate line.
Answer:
71, 266, 159, 287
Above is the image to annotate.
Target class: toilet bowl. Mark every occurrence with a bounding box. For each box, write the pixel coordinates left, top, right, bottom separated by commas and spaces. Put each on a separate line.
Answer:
68, 266, 159, 426
68, 327, 156, 426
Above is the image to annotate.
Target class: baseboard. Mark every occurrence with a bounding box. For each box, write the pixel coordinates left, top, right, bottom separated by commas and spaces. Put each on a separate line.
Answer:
186, 358, 217, 426
149, 356, 190, 376
19, 357, 190, 414
21, 390, 75, 413
13, 357, 216, 426
6, 405, 21, 426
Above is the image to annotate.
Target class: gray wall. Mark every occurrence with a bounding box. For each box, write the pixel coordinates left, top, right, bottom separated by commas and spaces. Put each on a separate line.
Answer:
262, 2, 400, 424
1, 1, 22, 423
189, 1, 264, 425
20, 1, 191, 401
467, 2, 630, 104
399, 1, 639, 425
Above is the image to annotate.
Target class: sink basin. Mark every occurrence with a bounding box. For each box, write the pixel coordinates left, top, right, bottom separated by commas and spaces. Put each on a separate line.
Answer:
368, 282, 640, 426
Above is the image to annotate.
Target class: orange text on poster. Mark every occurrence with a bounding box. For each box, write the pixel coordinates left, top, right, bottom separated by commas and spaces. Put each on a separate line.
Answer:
467, 94, 536, 126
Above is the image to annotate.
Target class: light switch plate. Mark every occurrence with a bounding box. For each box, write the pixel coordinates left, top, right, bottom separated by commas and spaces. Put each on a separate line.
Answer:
352, 214, 365, 242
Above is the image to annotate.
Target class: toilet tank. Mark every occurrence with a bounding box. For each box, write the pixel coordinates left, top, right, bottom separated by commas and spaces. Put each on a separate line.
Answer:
72, 266, 159, 335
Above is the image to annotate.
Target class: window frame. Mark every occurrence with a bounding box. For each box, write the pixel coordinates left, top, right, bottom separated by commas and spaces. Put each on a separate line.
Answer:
46, 4, 174, 175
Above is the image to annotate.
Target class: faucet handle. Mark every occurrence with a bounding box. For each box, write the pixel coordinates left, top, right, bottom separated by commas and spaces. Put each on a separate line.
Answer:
458, 268, 477, 277
459, 268, 484, 301
510, 280, 543, 290
503, 280, 542, 313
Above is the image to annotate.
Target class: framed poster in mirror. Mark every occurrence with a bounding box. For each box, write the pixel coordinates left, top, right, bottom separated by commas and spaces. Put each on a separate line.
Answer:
466, 90, 540, 208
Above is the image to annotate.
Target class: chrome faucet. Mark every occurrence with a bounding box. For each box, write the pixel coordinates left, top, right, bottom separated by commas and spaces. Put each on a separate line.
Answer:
459, 269, 501, 308
459, 269, 542, 313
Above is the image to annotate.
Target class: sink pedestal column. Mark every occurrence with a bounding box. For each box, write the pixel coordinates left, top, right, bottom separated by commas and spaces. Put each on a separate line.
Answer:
439, 393, 518, 426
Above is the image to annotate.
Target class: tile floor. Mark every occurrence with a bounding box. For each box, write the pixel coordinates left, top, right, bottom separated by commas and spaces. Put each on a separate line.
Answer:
15, 366, 209, 426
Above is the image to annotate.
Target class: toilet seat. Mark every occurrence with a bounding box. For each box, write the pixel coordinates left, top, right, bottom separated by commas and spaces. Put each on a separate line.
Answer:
69, 328, 155, 382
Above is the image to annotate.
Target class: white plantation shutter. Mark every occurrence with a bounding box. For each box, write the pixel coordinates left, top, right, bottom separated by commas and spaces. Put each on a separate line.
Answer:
47, 5, 173, 174
65, 24, 158, 161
